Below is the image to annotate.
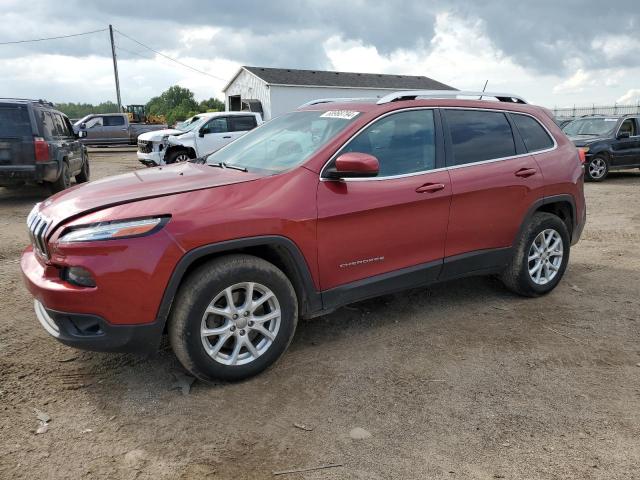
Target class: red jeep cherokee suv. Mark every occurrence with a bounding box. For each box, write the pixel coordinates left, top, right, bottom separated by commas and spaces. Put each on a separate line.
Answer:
21, 91, 586, 381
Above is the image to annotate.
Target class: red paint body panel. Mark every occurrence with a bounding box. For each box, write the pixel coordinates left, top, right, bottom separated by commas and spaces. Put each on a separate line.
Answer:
445, 155, 544, 257
317, 170, 451, 289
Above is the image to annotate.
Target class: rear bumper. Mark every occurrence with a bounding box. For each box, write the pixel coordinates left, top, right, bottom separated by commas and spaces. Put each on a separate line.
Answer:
0, 162, 59, 185
34, 300, 163, 353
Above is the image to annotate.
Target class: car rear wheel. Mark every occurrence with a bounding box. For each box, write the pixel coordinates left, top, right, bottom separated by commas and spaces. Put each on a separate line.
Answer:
49, 161, 71, 193
585, 155, 608, 181
501, 212, 570, 297
168, 254, 298, 382
75, 158, 90, 183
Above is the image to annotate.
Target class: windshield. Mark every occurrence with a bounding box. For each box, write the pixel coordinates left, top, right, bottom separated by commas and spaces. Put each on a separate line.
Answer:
176, 115, 209, 132
562, 118, 618, 136
206, 110, 361, 173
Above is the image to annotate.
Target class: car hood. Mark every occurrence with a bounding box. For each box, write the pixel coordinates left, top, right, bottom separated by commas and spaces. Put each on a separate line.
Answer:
36, 162, 262, 231
137, 128, 185, 141
567, 135, 608, 147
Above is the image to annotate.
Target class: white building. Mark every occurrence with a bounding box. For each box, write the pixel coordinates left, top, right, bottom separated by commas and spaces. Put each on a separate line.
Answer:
223, 66, 454, 120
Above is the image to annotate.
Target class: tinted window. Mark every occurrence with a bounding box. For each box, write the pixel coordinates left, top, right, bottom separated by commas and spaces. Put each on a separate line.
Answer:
52, 113, 68, 136
512, 114, 554, 152
103, 115, 125, 127
230, 116, 257, 132
41, 111, 56, 139
203, 117, 228, 134
0, 105, 32, 137
342, 110, 436, 176
446, 110, 516, 165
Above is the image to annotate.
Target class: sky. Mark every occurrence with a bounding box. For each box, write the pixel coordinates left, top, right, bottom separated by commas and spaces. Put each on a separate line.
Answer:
0, 0, 638, 108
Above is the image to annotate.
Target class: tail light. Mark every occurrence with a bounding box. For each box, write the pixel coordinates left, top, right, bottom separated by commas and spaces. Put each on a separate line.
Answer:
577, 147, 588, 164
34, 137, 50, 162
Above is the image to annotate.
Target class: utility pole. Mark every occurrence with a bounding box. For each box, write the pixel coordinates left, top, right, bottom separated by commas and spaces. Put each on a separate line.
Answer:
108, 25, 122, 111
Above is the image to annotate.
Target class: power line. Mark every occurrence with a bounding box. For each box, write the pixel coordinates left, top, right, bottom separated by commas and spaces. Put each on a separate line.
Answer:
0, 28, 107, 46
114, 28, 228, 82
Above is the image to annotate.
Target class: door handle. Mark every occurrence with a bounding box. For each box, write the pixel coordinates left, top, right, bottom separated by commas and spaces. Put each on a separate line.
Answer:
121, 128, 128, 131
223, 135, 232, 139
415, 183, 445, 193
514, 167, 537, 178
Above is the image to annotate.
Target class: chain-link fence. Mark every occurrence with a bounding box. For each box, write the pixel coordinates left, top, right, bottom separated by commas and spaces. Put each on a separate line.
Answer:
551, 103, 640, 119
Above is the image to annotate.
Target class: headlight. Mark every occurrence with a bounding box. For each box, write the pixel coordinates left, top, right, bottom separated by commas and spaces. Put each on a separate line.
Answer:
59, 217, 168, 243
578, 146, 590, 154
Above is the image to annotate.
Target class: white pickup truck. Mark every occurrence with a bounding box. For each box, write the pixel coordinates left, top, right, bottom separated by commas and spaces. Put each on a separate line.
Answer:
136, 111, 262, 166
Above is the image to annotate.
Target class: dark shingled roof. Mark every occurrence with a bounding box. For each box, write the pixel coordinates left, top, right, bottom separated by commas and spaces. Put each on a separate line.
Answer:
242, 66, 454, 90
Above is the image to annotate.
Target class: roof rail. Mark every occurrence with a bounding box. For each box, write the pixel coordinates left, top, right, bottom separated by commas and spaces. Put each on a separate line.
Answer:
376, 90, 528, 105
298, 97, 376, 109
0, 97, 55, 107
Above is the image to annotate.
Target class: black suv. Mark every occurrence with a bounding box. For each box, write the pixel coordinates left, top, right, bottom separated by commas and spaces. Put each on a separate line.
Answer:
563, 114, 640, 181
0, 98, 90, 192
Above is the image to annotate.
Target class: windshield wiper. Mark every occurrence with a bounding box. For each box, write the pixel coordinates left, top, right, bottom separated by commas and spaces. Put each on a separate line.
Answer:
206, 161, 248, 172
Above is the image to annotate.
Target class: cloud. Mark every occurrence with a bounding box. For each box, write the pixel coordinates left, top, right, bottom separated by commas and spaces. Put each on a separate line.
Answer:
617, 89, 640, 105
0, 0, 638, 107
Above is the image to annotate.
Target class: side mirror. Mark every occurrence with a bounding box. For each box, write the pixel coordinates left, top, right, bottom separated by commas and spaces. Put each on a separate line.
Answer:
79, 122, 86, 130
77, 130, 87, 138
617, 131, 631, 139
199, 128, 206, 137
325, 152, 379, 179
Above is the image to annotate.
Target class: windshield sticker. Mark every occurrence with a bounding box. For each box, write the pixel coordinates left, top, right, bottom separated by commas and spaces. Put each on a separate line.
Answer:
320, 110, 360, 120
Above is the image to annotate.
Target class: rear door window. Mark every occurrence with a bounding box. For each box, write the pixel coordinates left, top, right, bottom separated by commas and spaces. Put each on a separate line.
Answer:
445, 109, 516, 166
230, 116, 257, 132
103, 115, 125, 127
511, 113, 554, 152
52, 113, 68, 137
0, 105, 32, 137
40, 111, 56, 139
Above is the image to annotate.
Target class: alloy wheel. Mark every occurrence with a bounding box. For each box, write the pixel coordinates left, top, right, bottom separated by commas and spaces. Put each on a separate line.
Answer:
528, 229, 564, 285
200, 282, 281, 366
588, 158, 606, 179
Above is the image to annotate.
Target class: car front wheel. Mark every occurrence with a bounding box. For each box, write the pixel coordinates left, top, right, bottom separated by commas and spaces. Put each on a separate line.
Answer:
168, 254, 298, 382
501, 212, 570, 297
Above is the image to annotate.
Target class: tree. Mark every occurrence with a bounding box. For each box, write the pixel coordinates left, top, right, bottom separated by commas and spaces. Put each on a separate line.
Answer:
55, 101, 119, 119
199, 97, 225, 112
146, 85, 199, 124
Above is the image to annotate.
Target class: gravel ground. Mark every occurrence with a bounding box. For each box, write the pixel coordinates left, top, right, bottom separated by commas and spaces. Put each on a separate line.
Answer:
0, 150, 639, 479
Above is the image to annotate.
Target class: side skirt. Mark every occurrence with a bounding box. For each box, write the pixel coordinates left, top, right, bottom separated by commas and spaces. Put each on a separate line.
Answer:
320, 247, 512, 313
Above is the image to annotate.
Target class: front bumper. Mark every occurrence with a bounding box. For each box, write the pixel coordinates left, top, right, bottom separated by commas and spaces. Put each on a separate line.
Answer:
136, 150, 164, 167
34, 300, 163, 353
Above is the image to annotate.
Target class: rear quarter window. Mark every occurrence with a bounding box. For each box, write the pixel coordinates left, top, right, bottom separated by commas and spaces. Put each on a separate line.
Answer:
445, 109, 516, 166
0, 105, 32, 137
512, 113, 554, 152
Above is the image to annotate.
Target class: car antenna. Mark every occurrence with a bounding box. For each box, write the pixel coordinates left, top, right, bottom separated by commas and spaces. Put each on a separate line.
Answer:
479, 80, 488, 100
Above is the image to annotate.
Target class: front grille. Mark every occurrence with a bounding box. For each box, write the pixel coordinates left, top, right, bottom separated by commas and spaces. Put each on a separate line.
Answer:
27, 207, 51, 258
137, 140, 153, 153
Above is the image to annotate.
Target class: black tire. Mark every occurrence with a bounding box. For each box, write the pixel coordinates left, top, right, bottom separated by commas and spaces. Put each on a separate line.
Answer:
75, 157, 90, 183
501, 212, 570, 297
168, 254, 298, 382
49, 161, 71, 193
165, 149, 192, 164
584, 155, 609, 182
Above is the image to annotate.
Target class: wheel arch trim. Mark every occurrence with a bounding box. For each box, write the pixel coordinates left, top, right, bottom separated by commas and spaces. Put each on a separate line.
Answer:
155, 235, 322, 329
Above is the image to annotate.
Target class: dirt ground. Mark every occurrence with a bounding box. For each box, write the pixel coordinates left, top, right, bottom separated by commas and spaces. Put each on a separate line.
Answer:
1, 149, 639, 479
